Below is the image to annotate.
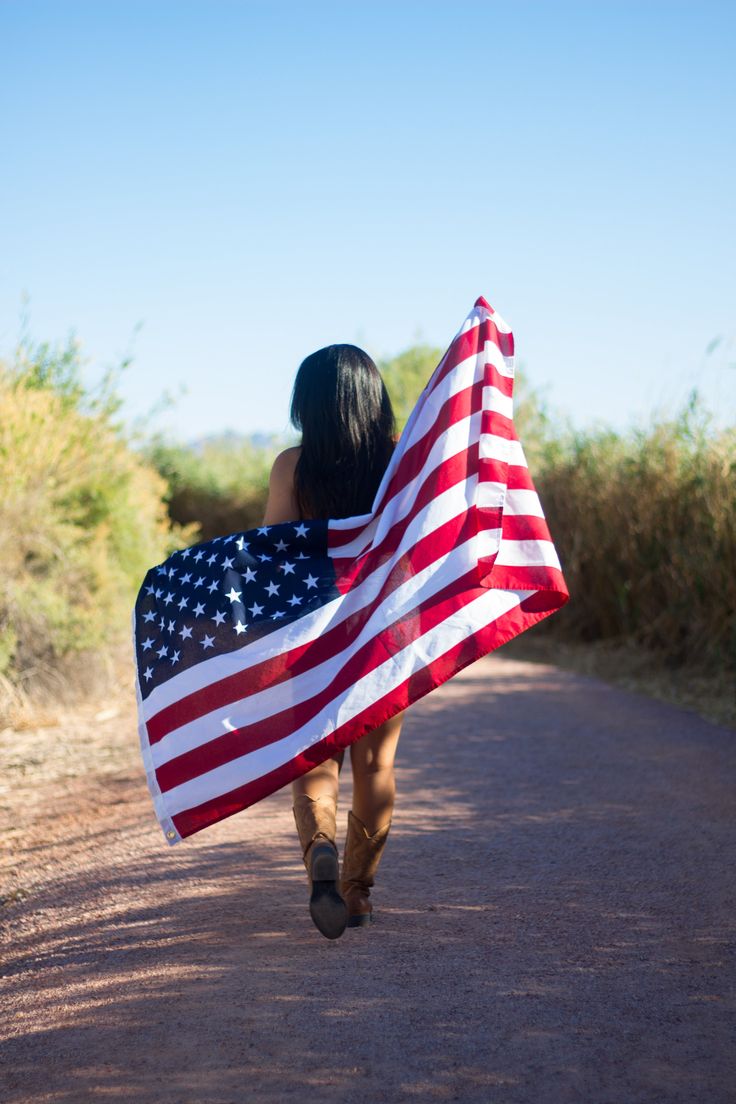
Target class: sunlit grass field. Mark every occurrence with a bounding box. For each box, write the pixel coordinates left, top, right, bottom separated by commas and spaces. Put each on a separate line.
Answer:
1, 335, 733, 728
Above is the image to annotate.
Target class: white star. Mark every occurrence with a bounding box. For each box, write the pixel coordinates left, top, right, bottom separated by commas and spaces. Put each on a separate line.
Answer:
304, 574, 318, 589
145, 585, 155, 596
170, 649, 180, 664
234, 620, 248, 635
157, 644, 168, 659
154, 588, 163, 598
271, 610, 285, 620
179, 624, 193, 640
236, 536, 249, 551
201, 634, 215, 649
243, 567, 257, 583
177, 596, 189, 610
274, 538, 288, 552
222, 556, 234, 569
167, 620, 176, 633
207, 580, 219, 593
257, 526, 270, 536
141, 637, 154, 650
168, 567, 177, 578
194, 550, 205, 562
207, 553, 218, 566
156, 565, 167, 576
194, 576, 206, 588
193, 602, 206, 616
181, 549, 190, 559
281, 561, 295, 575
143, 610, 156, 623
248, 601, 264, 617
180, 572, 192, 584
258, 553, 272, 563
226, 587, 242, 603
294, 523, 308, 538
163, 592, 174, 605
265, 581, 280, 597
144, 667, 154, 681
287, 594, 303, 607
212, 610, 227, 626
296, 552, 309, 560
159, 617, 166, 630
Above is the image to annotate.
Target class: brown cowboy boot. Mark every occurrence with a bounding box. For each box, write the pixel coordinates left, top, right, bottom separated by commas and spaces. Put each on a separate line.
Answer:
340, 810, 392, 927
292, 793, 347, 940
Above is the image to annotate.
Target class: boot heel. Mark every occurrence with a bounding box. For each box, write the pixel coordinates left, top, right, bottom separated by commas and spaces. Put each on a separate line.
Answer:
347, 911, 373, 928
309, 840, 339, 881
292, 797, 348, 940
308, 842, 347, 939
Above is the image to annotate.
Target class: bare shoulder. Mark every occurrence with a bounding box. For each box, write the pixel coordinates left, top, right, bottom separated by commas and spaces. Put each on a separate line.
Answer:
269, 445, 302, 484
262, 446, 302, 526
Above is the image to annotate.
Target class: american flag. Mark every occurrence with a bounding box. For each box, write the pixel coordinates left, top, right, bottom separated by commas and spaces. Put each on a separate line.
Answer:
132, 295, 569, 846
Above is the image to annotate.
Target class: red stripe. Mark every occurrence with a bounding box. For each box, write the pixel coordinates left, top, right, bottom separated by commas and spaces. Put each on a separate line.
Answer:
146, 442, 501, 745
154, 558, 487, 794
507, 463, 537, 492
330, 360, 514, 552
485, 562, 568, 595
499, 514, 554, 542
170, 583, 563, 841
157, 540, 568, 795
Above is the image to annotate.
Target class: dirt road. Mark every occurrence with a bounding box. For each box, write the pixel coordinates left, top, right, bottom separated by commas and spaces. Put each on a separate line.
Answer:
1, 655, 734, 1103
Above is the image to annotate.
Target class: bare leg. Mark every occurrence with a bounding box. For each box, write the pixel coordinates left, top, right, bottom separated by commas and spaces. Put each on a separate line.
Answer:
291, 749, 345, 805
349, 712, 404, 833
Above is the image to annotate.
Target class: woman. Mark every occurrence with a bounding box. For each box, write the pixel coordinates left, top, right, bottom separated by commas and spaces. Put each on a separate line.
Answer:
261, 343, 405, 940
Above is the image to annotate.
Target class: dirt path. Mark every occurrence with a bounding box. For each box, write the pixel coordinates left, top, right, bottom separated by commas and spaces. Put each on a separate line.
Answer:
1, 656, 734, 1104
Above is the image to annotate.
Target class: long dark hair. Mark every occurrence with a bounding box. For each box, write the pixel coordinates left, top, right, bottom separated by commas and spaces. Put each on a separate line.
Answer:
289, 343, 396, 520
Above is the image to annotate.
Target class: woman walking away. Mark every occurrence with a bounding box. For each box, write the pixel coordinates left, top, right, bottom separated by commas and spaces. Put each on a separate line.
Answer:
262, 344, 405, 941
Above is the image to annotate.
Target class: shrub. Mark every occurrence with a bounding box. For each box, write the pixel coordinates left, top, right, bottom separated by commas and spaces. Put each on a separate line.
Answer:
0, 335, 191, 696
532, 390, 736, 672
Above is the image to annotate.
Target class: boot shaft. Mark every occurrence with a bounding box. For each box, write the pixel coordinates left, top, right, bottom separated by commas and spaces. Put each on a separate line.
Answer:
341, 809, 392, 893
292, 793, 341, 885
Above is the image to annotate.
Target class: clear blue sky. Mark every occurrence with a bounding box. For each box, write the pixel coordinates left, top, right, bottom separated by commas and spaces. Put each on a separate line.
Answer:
2, 1, 734, 442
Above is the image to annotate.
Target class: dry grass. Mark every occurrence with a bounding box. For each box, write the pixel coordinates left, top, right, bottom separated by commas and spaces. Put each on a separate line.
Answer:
501, 633, 735, 731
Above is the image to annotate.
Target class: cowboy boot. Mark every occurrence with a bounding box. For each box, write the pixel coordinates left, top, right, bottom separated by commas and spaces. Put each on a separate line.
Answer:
340, 810, 392, 927
292, 793, 348, 940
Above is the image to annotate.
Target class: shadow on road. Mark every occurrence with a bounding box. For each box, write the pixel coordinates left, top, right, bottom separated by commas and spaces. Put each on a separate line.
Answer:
3, 656, 734, 1103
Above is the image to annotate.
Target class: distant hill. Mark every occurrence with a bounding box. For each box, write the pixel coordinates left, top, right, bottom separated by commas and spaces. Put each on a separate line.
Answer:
186, 429, 297, 453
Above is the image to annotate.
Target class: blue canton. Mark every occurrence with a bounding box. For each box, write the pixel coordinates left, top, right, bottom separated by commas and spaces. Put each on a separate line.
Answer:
133, 520, 338, 701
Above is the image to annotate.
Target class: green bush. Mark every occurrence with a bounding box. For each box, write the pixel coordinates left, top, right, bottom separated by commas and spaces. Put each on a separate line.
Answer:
144, 433, 287, 542
0, 335, 191, 689
532, 390, 736, 672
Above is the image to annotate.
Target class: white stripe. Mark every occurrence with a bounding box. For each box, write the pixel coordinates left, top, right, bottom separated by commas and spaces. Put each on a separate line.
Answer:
160, 585, 531, 819
329, 338, 513, 546
149, 526, 500, 768
504, 488, 544, 517
329, 344, 487, 544
141, 467, 497, 721
496, 539, 562, 571
131, 608, 181, 844
330, 405, 512, 561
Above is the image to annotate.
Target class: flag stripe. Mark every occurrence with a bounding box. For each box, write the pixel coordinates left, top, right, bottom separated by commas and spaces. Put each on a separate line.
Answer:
167, 586, 554, 839
141, 415, 508, 729
132, 296, 569, 847
146, 472, 497, 741
163, 584, 527, 817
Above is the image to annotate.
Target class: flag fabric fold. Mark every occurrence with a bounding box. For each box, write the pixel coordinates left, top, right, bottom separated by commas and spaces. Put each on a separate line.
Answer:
132, 295, 569, 846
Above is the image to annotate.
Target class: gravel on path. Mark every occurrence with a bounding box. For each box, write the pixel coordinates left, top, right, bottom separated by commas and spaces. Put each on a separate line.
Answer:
1, 655, 734, 1104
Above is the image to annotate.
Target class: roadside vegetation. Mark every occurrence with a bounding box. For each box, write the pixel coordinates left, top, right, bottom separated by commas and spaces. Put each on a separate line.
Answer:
0, 331, 732, 727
